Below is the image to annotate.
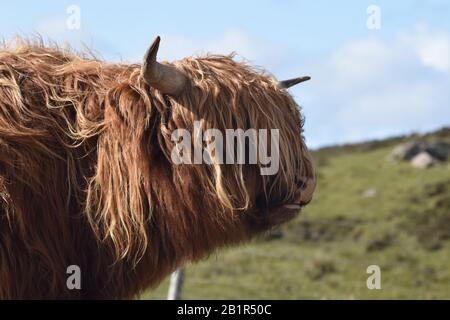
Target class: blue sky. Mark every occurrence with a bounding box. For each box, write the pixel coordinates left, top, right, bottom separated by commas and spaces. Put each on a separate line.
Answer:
1, 0, 449, 147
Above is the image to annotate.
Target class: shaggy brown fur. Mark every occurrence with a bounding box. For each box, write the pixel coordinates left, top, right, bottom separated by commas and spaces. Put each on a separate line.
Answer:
0, 39, 315, 299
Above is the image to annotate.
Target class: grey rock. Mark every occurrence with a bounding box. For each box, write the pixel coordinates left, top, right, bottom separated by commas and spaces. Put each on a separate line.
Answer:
410, 152, 438, 169
426, 141, 450, 161
390, 141, 427, 161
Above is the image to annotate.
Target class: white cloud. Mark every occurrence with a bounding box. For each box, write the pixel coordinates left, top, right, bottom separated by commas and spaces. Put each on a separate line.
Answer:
298, 25, 450, 147
400, 24, 450, 73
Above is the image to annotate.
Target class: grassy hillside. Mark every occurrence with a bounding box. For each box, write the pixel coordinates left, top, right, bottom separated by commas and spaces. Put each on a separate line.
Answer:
142, 128, 450, 300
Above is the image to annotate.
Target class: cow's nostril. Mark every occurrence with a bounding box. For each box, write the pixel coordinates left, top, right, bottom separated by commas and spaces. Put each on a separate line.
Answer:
296, 179, 308, 190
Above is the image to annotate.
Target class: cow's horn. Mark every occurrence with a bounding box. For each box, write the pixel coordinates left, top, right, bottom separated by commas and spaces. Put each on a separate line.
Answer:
141, 36, 187, 96
279, 76, 311, 89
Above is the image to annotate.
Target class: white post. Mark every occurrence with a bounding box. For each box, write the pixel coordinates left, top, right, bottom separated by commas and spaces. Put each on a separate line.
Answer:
167, 268, 185, 300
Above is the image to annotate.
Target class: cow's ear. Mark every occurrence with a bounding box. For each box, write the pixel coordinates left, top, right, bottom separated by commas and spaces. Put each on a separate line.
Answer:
141, 36, 187, 96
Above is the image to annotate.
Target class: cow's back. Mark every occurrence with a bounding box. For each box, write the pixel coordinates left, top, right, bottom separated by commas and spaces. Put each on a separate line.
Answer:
0, 44, 107, 299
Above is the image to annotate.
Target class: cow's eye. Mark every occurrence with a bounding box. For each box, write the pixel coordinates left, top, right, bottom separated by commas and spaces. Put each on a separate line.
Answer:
163, 95, 172, 108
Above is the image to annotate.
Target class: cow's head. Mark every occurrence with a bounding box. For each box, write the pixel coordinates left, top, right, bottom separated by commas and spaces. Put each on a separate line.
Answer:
139, 36, 316, 237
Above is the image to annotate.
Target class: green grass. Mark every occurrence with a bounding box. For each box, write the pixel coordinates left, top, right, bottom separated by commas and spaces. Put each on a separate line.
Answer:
141, 129, 450, 300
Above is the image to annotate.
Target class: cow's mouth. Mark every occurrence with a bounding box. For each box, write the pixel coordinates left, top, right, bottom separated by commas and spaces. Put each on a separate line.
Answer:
283, 203, 304, 210
265, 203, 305, 225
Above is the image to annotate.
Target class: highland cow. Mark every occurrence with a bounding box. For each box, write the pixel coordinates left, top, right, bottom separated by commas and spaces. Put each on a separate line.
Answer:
0, 36, 316, 299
